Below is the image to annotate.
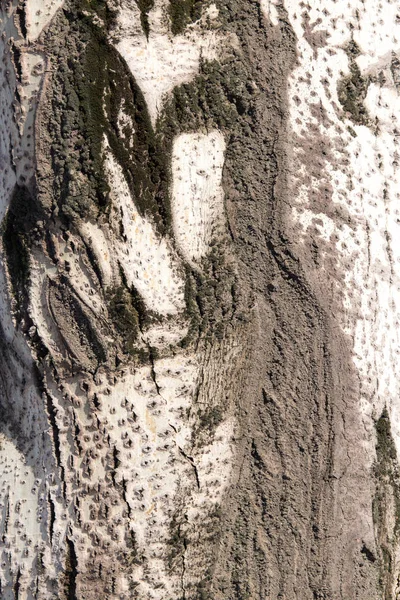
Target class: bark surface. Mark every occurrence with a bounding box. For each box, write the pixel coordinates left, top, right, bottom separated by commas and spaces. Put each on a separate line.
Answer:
0, 0, 398, 599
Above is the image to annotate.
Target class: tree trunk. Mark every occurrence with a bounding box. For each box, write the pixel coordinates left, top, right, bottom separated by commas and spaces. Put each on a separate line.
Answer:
0, 0, 398, 598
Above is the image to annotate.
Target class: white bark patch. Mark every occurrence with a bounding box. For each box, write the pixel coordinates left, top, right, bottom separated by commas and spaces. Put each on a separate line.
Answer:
118, 102, 136, 150
0, 435, 41, 587
104, 144, 185, 316
113, 0, 226, 125
259, 0, 280, 26
171, 130, 226, 264
14, 49, 44, 185
284, 0, 400, 470
0, 263, 57, 596
65, 358, 237, 599
18, 51, 43, 121
25, 0, 64, 42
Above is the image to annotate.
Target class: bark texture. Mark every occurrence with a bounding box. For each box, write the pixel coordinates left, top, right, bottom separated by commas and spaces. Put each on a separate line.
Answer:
0, 0, 398, 599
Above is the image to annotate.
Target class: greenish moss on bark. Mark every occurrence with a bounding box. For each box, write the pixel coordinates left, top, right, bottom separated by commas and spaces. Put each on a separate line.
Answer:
39, 0, 253, 359
43, 3, 173, 234
373, 407, 400, 599
168, 0, 203, 35
107, 286, 140, 355
155, 55, 252, 345
136, 0, 154, 38
338, 41, 370, 126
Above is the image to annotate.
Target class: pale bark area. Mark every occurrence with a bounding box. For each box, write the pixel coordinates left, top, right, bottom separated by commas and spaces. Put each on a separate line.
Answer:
0, 0, 399, 599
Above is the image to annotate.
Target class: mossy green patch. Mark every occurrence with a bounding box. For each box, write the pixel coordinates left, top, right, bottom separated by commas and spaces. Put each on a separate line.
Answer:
136, 0, 154, 38
107, 286, 140, 355
179, 248, 238, 348
338, 41, 370, 126
168, 0, 203, 35
160, 58, 250, 139
375, 408, 398, 473
43, 3, 172, 234
167, 512, 188, 570
373, 407, 400, 598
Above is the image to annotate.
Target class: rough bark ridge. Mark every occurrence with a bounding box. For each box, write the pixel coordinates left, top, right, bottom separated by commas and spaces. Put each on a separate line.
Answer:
0, 0, 398, 599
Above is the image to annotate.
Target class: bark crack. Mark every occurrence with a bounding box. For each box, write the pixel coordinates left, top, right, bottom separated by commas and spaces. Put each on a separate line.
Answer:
66, 536, 78, 600
48, 493, 56, 545
181, 535, 188, 600
148, 344, 162, 397
45, 391, 62, 468
178, 447, 200, 490
14, 568, 21, 600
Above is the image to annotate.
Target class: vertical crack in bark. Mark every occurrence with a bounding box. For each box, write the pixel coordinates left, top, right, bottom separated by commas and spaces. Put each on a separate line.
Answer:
48, 493, 56, 545
73, 415, 83, 456
66, 536, 78, 600
14, 568, 21, 600
384, 229, 394, 282
111, 445, 120, 486
45, 391, 62, 468
2, 493, 10, 541
15, 4, 27, 39
121, 477, 132, 519
181, 535, 188, 600
178, 447, 200, 490
148, 344, 162, 396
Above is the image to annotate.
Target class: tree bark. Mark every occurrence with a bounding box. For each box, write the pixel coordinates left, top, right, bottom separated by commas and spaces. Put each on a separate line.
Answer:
0, 0, 398, 598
